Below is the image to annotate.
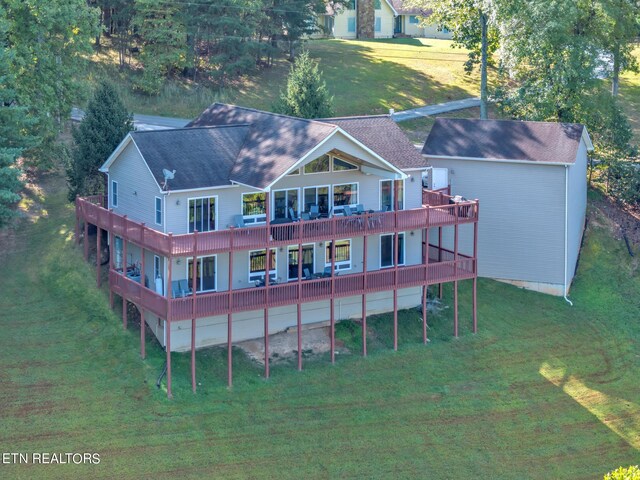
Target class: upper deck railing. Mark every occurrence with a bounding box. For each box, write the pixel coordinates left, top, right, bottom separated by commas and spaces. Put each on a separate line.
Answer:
78, 191, 478, 257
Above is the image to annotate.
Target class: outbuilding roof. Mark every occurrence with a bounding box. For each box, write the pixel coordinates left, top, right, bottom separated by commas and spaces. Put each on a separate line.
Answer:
423, 118, 593, 164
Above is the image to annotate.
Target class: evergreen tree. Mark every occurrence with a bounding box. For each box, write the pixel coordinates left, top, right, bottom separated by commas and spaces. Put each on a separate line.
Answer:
67, 82, 133, 201
274, 50, 334, 119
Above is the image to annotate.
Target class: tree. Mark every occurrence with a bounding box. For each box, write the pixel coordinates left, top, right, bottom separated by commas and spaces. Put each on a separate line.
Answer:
0, 5, 35, 226
274, 50, 334, 118
2, 0, 99, 168
67, 82, 133, 201
604, 465, 640, 480
599, 0, 640, 95
407, 0, 499, 119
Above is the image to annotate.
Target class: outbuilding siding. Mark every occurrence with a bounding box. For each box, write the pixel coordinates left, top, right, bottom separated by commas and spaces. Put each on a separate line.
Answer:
426, 157, 566, 286
565, 141, 588, 291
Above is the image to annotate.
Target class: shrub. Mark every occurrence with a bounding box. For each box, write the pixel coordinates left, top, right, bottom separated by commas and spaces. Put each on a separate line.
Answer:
604, 465, 640, 480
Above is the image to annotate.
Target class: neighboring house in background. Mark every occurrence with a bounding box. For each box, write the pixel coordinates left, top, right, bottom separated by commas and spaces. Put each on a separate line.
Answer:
76, 103, 479, 396
313, 0, 452, 39
423, 118, 593, 297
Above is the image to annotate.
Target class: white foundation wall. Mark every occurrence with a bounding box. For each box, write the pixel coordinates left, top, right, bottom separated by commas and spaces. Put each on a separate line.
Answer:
144, 287, 422, 352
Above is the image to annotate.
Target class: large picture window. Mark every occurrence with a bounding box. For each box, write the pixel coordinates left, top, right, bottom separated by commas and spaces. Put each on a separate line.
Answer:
304, 154, 331, 174
333, 183, 358, 213
325, 239, 352, 271
188, 256, 217, 292
249, 249, 277, 282
303, 185, 330, 217
242, 192, 266, 224
273, 188, 299, 220
188, 196, 216, 232
288, 245, 315, 280
380, 233, 405, 268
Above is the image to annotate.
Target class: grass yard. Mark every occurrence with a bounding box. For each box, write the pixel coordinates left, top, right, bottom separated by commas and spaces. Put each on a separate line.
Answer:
619, 46, 640, 143
85, 38, 479, 118
0, 168, 638, 478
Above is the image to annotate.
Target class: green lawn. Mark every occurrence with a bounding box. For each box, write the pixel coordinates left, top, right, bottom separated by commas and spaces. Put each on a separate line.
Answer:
86, 38, 479, 118
619, 47, 640, 143
0, 169, 638, 478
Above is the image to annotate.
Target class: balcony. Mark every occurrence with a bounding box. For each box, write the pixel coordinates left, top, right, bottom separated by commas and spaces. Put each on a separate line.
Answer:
77, 192, 478, 258
108, 247, 476, 322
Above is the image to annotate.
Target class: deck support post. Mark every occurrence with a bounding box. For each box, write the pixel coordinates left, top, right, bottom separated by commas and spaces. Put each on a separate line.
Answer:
227, 229, 233, 387
264, 308, 270, 378
190, 231, 198, 393
362, 231, 368, 357
330, 237, 336, 364
140, 309, 146, 359
140, 243, 146, 358
454, 281, 459, 338
438, 226, 443, 298
122, 234, 128, 329
422, 285, 428, 344
96, 227, 102, 287
297, 241, 303, 371
393, 179, 399, 351
473, 202, 479, 334
166, 242, 173, 399
264, 193, 271, 379
166, 320, 172, 399
83, 220, 89, 261
454, 208, 459, 338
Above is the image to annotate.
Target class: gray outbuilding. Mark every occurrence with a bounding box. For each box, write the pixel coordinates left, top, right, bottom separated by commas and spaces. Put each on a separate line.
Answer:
423, 118, 594, 297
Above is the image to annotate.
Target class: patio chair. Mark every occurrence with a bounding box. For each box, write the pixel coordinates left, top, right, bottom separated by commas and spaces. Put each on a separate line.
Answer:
178, 279, 193, 296
322, 266, 339, 278
355, 204, 365, 214
343, 205, 353, 216
303, 268, 314, 280
231, 214, 246, 228
309, 205, 320, 220
301, 212, 311, 221
288, 207, 300, 221
171, 280, 184, 298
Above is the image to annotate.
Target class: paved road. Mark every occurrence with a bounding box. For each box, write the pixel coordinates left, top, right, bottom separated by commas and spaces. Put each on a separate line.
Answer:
71, 107, 189, 131
71, 97, 480, 130
391, 97, 481, 122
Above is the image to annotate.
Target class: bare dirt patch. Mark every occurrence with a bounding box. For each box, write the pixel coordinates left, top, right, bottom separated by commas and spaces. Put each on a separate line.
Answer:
237, 324, 350, 365
589, 190, 640, 254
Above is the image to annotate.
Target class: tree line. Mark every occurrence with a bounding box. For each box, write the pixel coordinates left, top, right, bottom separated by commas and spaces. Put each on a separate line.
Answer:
407, 0, 640, 205
90, 0, 336, 94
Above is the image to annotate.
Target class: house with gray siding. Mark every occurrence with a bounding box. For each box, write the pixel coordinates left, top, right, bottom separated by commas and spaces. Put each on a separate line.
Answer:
423, 118, 593, 297
76, 103, 479, 396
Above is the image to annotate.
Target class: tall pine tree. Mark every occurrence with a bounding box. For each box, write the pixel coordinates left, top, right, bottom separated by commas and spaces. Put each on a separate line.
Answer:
275, 50, 334, 119
67, 82, 133, 201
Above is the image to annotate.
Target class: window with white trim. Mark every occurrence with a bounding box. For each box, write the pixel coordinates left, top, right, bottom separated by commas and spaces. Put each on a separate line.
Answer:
249, 249, 277, 282
288, 244, 314, 281
380, 233, 405, 268
325, 239, 351, 271
155, 197, 162, 225
303, 185, 330, 216
332, 183, 358, 213
111, 180, 118, 207
380, 179, 404, 211
188, 197, 216, 232
273, 188, 299, 220
187, 255, 217, 292
242, 192, 266, 224
304, 154, 331, 174
332, 157, 358, 172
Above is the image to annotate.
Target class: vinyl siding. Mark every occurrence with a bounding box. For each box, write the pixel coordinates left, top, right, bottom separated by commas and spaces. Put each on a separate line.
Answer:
565, 141, 588, 290
162, 130, 415, 234
108, 139, 163, 230
375, 2, 395, 38
332, 8, 357, 39
427, 157, 566, 285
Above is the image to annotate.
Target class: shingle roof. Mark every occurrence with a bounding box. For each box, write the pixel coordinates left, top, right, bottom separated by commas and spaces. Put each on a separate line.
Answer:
422, 118, 587, 164
324, 115, 427, 169
123, 103, 425, 192
389, 0, 431, 16
188, 104, 336, 189
130, 126, 250, 190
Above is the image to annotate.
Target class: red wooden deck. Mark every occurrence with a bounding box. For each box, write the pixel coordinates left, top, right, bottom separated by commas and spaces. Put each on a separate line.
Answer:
77, 193, 478, 258
109, 251, 475, 322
